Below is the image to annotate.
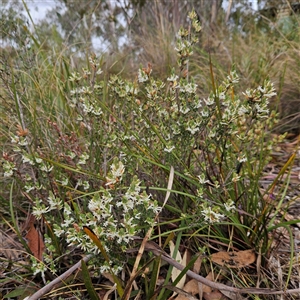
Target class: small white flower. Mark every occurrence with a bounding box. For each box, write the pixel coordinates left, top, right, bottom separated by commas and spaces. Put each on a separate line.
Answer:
171, 124, 181, 135
227, 71, 239, 84
194, 97, 202, 109
3, 161, 16, 177
232, 172, 240, 182
22, 154, 34, 165
237, 155, 247, 163
69, 72, 82, 82
47, 192, 63, 210
219, 91, 226, 100
4, 169, 14, 177
138, 69, 148, 83
111, 160, 125, 178
82, 68, 91, 76
24, 184, 35, 193
179, 106, 190, 114
198, 174, 209, 185
201, 108, 209, 117
32, 261, 47, 275
54, 227, 65, 237
242, 89, 254, 99
62, 217, 75, 228
32, 204, 50, 219
67, 151, 76, 159
181, 82, 197, 94
18, 137, 28, 146
83, 181, 90, 190
60, 177, 69, 186
11, 135, 20, 144
224, 200, 235, 212
40, 163, 53, 173
63, 203, 73, 216
264, 91, 276, 98
238, 105, 249, 116
255, 103, 269, 116
35, 157, 43, 164
201, 206, 224, 223
92, 107, 103, 116
78, 153, 89, 165
167, 74, 179, 82
203, 96, 214, 106
164, 145, 175, 153
186, 125, 199, 135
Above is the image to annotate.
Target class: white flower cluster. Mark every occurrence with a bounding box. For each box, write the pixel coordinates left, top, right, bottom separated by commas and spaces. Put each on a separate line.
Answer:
138, 68, 149, 83
3, 160, 17, 177
50, 158, 161, 271
199, 199, 236, 224
33, 191, 63, 220
68, 58, 105, 116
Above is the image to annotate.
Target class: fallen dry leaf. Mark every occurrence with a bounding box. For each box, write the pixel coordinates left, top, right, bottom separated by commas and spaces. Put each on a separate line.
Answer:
176, 279, 198, 300
176, 253, 205, 299
211, 249, 256, 268
177, 271, 218, 299
166, 285, 198, 299
192, 254, 203, 274
203, 290, 227, 300
202, 272, 214, 293
25, 215, 45, 261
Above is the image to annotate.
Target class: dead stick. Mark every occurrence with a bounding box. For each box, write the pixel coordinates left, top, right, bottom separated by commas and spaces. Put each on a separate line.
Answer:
144, 242, 300, 296
27, 254, 93, 300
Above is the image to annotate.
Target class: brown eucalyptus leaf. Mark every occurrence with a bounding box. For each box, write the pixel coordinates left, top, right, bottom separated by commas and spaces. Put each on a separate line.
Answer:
25, 216, 45, 261
211, 249, 256, 268
203, 290, 227, 300
192, 254, 203, 274
176, 279, 198, 299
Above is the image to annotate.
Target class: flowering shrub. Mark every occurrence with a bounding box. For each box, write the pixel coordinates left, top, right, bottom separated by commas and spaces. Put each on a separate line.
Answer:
0, 10, 286, 278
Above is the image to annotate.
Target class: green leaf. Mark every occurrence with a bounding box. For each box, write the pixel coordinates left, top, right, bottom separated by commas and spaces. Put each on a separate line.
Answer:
81, 259, 100, 300
3, 287, 33, 299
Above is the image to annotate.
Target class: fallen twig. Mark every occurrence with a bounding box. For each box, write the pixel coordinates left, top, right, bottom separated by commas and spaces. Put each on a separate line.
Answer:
142, 241, 300, 296
26, 254, 93, 300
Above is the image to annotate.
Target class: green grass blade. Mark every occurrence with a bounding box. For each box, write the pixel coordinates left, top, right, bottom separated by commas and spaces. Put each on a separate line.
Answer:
81, 259, 100, 300
9, 181, 31, 253
147, 256, 161, 300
